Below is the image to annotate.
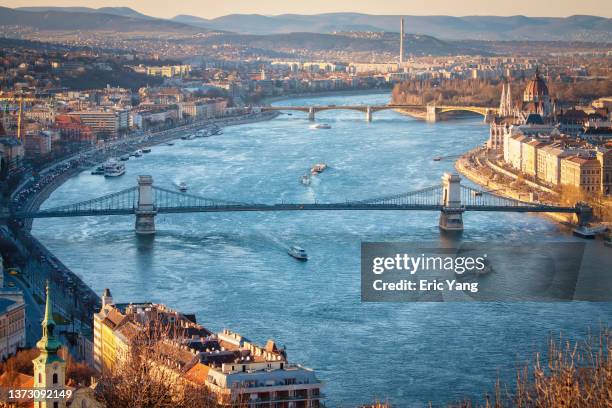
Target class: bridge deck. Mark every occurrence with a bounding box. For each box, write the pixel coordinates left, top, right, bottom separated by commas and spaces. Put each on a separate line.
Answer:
13, 203, 577, 219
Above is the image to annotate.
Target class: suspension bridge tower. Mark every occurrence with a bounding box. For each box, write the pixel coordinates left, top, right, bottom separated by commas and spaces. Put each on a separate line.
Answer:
135, 175, 156, 235
439, 172, 464, 231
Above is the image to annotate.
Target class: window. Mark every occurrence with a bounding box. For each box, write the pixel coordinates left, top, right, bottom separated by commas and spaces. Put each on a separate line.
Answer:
54, 403, 59, 408
38, 373, 42, 384
52, 373, 58, 384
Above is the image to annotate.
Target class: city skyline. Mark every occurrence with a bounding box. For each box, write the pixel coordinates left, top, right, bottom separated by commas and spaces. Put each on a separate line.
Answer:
2, 0, 612, 19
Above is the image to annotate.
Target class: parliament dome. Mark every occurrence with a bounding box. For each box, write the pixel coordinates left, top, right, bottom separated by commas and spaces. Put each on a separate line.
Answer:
523, 67, 549, 103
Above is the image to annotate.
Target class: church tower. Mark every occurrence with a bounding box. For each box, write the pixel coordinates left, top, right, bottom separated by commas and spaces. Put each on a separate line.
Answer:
32, 283, 67, 408
499, 81, 513, 117
499, 83, 507, 115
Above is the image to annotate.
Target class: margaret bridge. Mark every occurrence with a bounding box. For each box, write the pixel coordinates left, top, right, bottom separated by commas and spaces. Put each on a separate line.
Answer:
6, 174, 591, 235
259, 104, 498, 123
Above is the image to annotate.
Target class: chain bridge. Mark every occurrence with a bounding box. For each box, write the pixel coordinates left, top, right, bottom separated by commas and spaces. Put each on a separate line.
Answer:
8, 174, 591, 235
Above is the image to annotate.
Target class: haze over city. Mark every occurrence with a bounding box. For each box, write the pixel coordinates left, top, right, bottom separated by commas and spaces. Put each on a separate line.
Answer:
3, 0, 612, 18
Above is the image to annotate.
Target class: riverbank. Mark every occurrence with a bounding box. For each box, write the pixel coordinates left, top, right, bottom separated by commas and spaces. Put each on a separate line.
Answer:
16, 111, 280, 218
455, 147, 579, 226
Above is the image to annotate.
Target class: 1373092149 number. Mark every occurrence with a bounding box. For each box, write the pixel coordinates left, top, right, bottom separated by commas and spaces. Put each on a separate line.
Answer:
4, 388, 73, 401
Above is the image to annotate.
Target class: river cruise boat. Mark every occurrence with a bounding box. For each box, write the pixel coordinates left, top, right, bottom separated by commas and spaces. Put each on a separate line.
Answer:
119, 154, 130, 161
178, 182, 188, 192
310, 123, 331, 129
311, 163, 328, 175
288, 246, 308, 261
104, 159, 126, 177
142, 148, 152, 153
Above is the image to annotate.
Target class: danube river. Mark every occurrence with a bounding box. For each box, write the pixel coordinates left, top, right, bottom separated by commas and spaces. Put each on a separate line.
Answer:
33, 93, 612, 407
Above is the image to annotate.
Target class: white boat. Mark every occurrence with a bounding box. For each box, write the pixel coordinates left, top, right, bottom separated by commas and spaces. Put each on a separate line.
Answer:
288, 246, 308, 261
310, 163, 327, 175
572, 225, 607, 239
310, 123, 331, 130
104, 159, 126, 177
134, 150, 142, 157
142, 148, 151, 153
119, 154, 130, 161
178, 182, 188, 192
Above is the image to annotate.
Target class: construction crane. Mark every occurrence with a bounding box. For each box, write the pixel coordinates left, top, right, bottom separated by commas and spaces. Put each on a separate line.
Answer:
0, 94, 50, 143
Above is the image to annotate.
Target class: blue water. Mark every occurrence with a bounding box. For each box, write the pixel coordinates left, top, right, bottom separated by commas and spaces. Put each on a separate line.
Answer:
33, 93, 612, 407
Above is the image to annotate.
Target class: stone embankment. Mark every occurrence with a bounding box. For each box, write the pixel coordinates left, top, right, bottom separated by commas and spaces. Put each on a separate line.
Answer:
455, 148, 576, 225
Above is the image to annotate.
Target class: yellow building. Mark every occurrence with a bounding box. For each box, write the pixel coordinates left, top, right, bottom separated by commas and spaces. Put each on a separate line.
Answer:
521, 139, 545, 177
560, 155, 601, 193
596, 148, 612, 195
93, 289, 324, 407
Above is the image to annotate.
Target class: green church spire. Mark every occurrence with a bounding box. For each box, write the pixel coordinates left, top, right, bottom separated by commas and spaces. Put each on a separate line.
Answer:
36, 282, 62, 356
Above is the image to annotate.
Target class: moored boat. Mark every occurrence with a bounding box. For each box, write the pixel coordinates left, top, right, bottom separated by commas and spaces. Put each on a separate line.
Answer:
103, 159, 126, 177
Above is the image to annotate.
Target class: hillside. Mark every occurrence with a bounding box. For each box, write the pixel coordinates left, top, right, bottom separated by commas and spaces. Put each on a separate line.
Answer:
173, 13, 612, 42
0, 6, 198, 34
2, 7, 610, 42
192, 32, 484, 56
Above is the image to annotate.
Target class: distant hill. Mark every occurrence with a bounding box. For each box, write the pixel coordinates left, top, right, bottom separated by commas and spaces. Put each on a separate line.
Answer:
172, 13, 612, 42
2, 7, 610, 42
16, 6, 154, 20
0, 6, 199, 33
193, 32, 485, 56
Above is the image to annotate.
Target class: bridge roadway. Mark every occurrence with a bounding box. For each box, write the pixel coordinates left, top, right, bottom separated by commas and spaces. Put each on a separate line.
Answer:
13, 202, 578, 219
259, 104, 498, 122
8, 174, 589, 234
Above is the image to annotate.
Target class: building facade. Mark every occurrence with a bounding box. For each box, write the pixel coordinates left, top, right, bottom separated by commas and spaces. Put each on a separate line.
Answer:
93, 290, 324, 407
0, 296, 26, 360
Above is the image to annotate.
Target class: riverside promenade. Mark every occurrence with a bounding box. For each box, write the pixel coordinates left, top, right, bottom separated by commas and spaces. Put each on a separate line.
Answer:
455, 147, 582, 226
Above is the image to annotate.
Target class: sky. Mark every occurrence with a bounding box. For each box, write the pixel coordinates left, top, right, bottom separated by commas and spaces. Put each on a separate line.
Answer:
3, 0, 612, 19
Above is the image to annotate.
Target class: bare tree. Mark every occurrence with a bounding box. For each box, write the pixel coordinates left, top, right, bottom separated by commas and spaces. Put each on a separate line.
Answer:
96, 320, 220, 408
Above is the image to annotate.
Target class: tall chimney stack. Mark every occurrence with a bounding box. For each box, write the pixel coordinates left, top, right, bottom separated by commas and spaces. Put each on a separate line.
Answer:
399, 17, 405, 65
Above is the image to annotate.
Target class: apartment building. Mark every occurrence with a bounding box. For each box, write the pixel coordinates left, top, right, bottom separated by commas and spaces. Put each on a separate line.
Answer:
0, 295, 26, 360
67, 109, 128, 138
93, 290, 324, 407
597, 148, 612, 195
502, 128, 611, 195
560, 156, 601, 193
536, 145, 571, 186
